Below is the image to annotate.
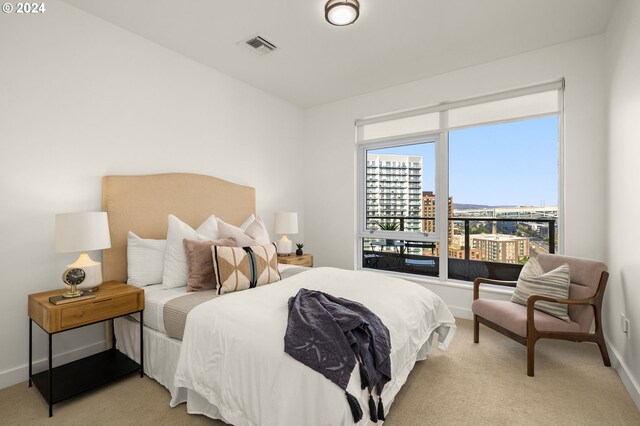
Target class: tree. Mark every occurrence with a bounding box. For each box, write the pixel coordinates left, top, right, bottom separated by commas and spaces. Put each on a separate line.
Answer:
471, 225, 490, 234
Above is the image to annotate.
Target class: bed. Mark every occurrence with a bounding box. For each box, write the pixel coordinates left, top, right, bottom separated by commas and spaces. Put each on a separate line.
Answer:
102, 173, 456, 425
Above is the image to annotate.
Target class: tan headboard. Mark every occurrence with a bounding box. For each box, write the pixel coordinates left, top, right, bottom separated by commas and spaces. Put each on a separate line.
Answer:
102, 173, 255, 282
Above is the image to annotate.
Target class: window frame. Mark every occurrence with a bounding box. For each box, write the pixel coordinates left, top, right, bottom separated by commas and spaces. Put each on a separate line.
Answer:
357, 133, 443, 243
355, 80, 565, 280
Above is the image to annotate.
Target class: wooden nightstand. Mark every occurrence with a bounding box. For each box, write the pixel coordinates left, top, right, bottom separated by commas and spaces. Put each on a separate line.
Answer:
278, 253, 313, 267
28, 281, 144, 417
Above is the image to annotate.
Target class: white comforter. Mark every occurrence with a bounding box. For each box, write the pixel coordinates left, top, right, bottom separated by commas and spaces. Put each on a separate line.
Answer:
173, 267, 456, 426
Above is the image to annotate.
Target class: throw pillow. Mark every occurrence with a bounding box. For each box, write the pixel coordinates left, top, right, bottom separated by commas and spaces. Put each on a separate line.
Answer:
162, 214, 220, 289
184, 237, 237, 292
213, 243, 281, 295
511, 257, 571, 322
217, 216, 271, 246
244, 216, 271, 245
240, 214, 255, 230
127, 232, 166, 287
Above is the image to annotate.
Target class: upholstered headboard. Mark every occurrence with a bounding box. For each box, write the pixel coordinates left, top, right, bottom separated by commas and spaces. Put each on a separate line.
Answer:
102, 173, 255, 282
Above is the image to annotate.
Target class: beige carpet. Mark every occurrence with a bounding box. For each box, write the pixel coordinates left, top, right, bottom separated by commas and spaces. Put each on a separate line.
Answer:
1, 319, 638, 425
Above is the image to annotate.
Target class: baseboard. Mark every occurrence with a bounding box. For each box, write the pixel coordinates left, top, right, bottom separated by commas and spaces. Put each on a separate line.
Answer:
449, 305, 473, 320
605, 338, 640, 410
0, 340, 105, 390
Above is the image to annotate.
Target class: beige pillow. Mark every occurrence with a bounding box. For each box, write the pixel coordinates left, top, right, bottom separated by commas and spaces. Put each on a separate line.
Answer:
217, 216, 271, 246
184, 237, 237, 292
213, 243, 281, 295
511, 257, 571, 322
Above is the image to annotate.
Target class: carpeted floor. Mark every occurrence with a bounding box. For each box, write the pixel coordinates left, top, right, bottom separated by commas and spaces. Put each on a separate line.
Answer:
1, 319, 638, 425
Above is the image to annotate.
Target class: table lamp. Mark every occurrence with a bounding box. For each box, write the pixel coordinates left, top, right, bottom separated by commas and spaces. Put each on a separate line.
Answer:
274, 212, 298, 255
55, 212, 111, 293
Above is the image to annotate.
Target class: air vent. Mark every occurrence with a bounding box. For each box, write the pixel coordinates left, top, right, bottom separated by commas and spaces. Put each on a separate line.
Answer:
243, 35, 277, 55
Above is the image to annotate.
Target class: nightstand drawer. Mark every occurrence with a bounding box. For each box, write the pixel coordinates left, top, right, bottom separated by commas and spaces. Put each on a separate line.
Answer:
285, 257, 311, 266
278, 254, 313, 267
60, 293, 138, 329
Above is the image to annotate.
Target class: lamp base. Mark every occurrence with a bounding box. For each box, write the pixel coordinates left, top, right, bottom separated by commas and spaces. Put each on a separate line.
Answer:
64, 252, 103, 292
276, 235, 293, 255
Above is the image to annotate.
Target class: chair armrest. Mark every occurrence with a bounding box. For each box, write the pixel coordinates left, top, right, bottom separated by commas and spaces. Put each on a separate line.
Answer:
526, 295, 595, 334
473, 278, 517, 300
526, 294, 594, 308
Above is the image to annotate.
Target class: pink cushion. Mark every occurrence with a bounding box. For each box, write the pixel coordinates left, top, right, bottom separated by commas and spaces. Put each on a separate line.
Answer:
472, 299, 580, 337
536, 254, 607, 332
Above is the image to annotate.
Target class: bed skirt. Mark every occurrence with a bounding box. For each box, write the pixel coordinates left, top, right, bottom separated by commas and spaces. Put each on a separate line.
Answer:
114, 315, 454, 425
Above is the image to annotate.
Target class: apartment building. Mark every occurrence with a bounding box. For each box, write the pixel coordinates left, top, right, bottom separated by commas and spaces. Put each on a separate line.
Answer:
366, 154, 422, 232
471, 234, 530, 264
422, 190, 454, 240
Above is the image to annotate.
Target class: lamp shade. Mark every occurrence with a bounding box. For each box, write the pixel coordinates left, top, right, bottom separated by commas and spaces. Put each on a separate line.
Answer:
55, 212, 111, 253
274, 212, 298, 235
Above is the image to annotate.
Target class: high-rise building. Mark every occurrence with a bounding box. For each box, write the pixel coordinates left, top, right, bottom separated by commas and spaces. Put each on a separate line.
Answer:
421, 191, 454, 240
366, 154, 422, 232
470, 234, 530, 264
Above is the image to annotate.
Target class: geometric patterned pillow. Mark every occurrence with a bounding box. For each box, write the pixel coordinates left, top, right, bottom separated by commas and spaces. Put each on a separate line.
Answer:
511, 257, 571, 322
213, 243, 281, 295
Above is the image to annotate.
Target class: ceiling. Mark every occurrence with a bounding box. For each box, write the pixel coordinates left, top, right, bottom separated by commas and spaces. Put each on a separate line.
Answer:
60, 0, 617, 108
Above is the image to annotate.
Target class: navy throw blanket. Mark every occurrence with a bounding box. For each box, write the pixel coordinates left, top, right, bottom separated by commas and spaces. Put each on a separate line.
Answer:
284, 288, 391, 423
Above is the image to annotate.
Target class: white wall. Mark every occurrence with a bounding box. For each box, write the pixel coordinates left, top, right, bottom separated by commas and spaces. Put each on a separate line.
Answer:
605, 0, 640, 407
0, 0, 304, 388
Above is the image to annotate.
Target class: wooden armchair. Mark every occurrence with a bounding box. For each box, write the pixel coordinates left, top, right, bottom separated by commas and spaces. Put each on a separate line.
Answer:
472, 253, 610, 376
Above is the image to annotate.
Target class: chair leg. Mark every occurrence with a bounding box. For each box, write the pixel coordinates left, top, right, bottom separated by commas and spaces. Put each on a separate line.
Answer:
527, 337, 536, 377
596, 335, 611, 367
593, 308, 612, 367
473, 315, 479, 343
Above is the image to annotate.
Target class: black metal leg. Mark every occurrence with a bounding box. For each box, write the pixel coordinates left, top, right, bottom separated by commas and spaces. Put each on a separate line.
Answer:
48, 333, 52, 417
139, 311, 144, 378
28, 319, 32, 387
111, 318, 116, 350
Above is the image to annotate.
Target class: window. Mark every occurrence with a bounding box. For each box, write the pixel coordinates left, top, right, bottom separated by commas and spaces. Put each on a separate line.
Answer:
448, 117, 558, 280
360, 139, 441, 278
357, 81, 563, 282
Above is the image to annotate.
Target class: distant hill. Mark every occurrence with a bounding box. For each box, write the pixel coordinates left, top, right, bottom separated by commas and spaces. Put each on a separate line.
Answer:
454, 203, 491, 210
453, 204, 517, 210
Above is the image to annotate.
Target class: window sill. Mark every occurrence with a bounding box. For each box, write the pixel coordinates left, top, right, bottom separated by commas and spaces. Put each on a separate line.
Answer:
358, 267, 516, 296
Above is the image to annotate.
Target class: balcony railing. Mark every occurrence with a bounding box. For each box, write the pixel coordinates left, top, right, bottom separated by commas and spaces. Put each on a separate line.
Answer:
363, 216, 557, 282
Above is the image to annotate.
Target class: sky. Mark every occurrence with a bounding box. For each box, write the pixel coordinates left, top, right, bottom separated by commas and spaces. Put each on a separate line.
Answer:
369, 116, 559, 206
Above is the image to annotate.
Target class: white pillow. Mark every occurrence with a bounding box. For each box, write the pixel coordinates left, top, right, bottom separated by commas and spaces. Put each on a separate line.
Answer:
218, 214, 255, 235
127, 232, 166, 287
240, 214, 255, 231
245, 216, 271, 245
217, 216, 271, 246
162, 214, 219, 289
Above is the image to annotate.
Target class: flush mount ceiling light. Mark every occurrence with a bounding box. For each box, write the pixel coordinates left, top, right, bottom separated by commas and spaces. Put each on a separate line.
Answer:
325, 0, 360, 26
